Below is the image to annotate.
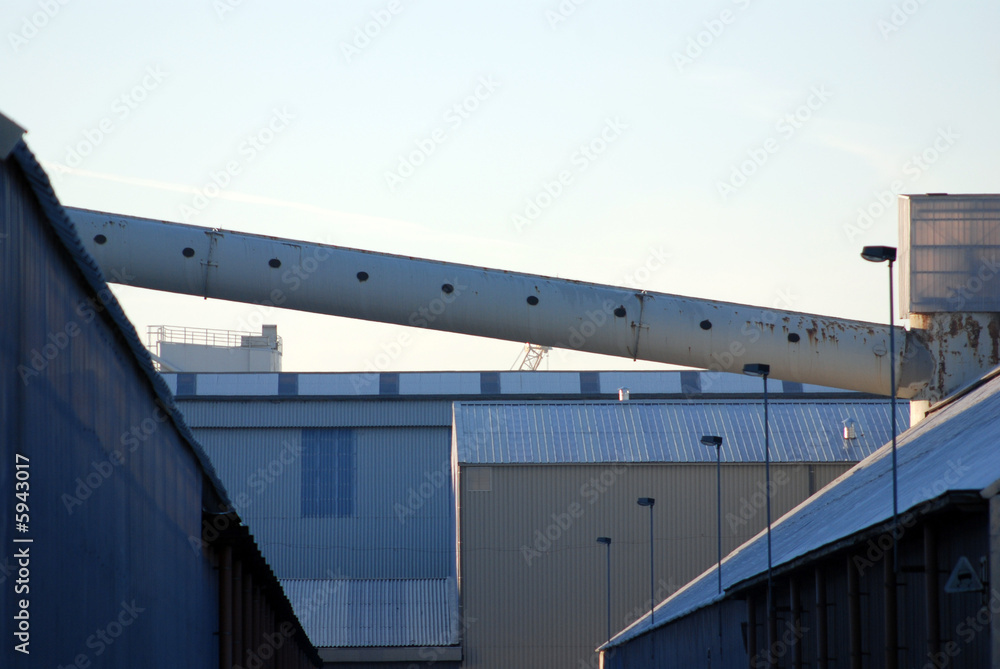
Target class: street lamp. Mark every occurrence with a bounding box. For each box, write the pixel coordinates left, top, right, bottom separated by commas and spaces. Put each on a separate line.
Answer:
700, 435, 724, 594
861, 245, 899, 573
743, 362, 773, 662
701, 435, 725, 661
596, 537, 612, 641
637, 497, 655, 626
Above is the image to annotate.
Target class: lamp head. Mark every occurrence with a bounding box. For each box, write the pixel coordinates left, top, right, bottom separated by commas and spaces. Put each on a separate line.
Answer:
637, 497, 655, 507
596, 537, 612, 545
742, 363, 770, 377
700, 435, 723, 448
861, 245, 897, 263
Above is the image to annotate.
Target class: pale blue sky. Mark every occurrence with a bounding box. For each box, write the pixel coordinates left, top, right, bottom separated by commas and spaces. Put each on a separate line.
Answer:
5, 1, 998, 371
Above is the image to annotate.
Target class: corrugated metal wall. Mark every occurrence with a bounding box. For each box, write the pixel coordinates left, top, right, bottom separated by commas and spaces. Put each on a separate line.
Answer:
458, 463, 851, 669
179, 398, 453, 428
192, 426, 454, 578
0, 151, 219, 666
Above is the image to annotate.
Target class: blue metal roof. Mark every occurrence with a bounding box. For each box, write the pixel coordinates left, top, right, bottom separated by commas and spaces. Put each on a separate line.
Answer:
281, 578, 459, 647
454, 400, 907, 464
602, 368, 1000, 649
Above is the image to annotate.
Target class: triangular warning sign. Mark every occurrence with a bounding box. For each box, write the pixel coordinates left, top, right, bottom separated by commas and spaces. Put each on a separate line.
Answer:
945, 556, 983, 594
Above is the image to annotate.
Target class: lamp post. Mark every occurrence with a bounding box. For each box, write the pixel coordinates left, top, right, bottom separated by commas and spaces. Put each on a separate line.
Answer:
743, 363, 773, 663
861, 245, 899, 573
637, 497, 655, 626
596, 537, 612, 641
701, 435, 724, 660
701, 435, 724, 594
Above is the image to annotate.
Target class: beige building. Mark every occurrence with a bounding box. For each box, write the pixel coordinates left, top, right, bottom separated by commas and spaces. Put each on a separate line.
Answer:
452, 399, 904, 669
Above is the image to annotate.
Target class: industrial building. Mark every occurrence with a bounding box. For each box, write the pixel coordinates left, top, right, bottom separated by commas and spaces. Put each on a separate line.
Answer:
453, 399, 904, 669
158, 365, 902, 668
0, 122, 319, 667
600, 367, 1000, 668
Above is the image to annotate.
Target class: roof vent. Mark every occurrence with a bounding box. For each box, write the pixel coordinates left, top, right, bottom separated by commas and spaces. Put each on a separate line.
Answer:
842, 419, 858, 440
618, 388, 630, 401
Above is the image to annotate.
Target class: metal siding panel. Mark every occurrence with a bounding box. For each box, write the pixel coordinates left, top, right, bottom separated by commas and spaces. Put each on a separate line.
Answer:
0, 154, 220, 668
194, 426, 453, 579
398, 372, 482, 395
902, 194, 1000, 313
499, 371, 581, 394
458, 462, 848, 669
177, 398, 453, 427
297, 373, 381, 395
196, 372, 279, 395
599, 371, 683, 395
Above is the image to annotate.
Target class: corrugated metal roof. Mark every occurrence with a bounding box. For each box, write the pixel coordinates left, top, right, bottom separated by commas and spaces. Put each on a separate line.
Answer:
282, 578, 460, 647
603, 369, 1000, 650
454, 400, 906, 464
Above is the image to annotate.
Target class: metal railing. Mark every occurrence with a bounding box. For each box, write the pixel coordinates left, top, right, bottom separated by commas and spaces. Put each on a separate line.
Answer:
147, 325, 281, 351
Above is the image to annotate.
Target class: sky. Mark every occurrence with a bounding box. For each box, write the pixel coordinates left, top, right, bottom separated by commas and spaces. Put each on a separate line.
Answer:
4, 1, 999, 372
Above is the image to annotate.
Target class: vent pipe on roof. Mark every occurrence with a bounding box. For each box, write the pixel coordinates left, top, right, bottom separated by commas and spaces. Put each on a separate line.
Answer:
618, 388, 630, 401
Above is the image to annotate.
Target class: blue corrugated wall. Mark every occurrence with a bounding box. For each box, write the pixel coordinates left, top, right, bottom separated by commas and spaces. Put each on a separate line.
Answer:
0, 150, 219, 666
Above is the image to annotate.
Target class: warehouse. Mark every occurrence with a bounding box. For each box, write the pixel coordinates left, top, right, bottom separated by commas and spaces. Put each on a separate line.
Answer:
0, 119, 318, 668
599, 368, 1000, 668
161, 369, 882, 667
452, 398, 905, 669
